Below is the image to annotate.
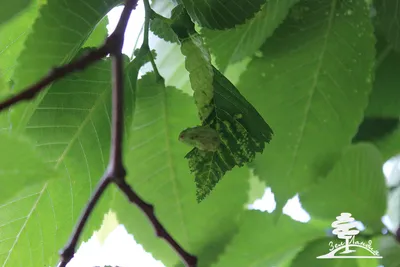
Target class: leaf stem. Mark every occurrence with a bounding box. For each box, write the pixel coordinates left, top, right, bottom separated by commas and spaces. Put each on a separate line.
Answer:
375, 44, 392, 70
142, 0, 163, 81
132, 25, 145, 59
115, 179, 198, 267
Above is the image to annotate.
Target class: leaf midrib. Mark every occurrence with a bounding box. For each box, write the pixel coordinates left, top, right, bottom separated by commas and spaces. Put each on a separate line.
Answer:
161, 88, 190, 246
55, 87, 109, 168
285, 0, 338, 185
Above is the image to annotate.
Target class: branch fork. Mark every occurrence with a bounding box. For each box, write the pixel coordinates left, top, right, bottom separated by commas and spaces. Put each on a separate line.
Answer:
0, 0, 197, 266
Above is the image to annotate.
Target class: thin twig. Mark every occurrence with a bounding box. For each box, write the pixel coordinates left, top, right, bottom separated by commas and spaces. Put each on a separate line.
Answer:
0, 0, 138, 113
115, 179, 198, 267
59, 176, 112, 267
0, 46, 109, 112
58, 1, 136, 266
0, 0, 198, 265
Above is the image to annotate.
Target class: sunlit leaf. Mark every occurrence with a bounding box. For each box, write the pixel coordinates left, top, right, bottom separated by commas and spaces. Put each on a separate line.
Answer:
202, 0, 299, 70
83, 16, 109, 48
213, 211, 325, 267
0, 56, 136, 266
150, 16, 179, 43
238, 0, 375, 210
10, 0, 120, 131
177, 30, 214, 121
0, 132, 57, 205
0, 0, 42, 84
300, 144, 387, 230
112, 73, 250, 266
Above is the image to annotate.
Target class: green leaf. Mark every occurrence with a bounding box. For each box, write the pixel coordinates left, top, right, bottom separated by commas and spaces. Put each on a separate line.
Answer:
178, 0, 265, 30
213, 211, 326, 267
111, 73, 249, 266
374, 126, 400, 161
171, 10, 273, 201
238, 0, 375, 209
150, 16, 179, 43
202, 0, 299, 70
151, 40, 192, 94
178, 32, 214, 121
0, 0, 42, 84
0, 0, 43, 132
148, 0, 192, 95
10, 0, 119, 131
365, 45, 400, 117
246, 170, 266, 205
0, 57, 136, 266
300, 144, 387, 229
0, 0, 31, 26
0, 132, 57, 205
83, 16, 109, 48
375, 0, 400, 52
186, 67, 273, 201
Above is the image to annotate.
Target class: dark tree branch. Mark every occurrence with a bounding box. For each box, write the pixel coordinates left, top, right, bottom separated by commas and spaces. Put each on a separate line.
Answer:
59, 175, 112, 267
0, 46, 109, 112
0, 0, 198, 266
58, 1, 136, 266
115, 179, 198, 267
0, 0, 138, 113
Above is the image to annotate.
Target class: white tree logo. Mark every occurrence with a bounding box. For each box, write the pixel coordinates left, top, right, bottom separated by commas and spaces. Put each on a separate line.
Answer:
316, 212, 382, 259
331, 213, 359, 254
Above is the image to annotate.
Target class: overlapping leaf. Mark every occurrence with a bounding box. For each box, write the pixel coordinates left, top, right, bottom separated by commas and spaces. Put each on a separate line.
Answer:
353, 118, 399, 143
365, 40, 400, 117
213, 211, 326, 267
0, 56, 136, 266
0, 0, 42, 85
83, 16, 109, 48
150, 16, 179, 43
238, 0, 375, 210
145, 0, 192, 95
202, 0, 299, 70
375, 0, 400, 52
171, 8, 273, 201
111, 73, 250, 266
300, 144, 387, 230
374, 127, 400, 161
0, 133, 57, 205
179, 0, 265, 30
179, 32, 214, 121
0, 0, 31, 26
9, 0, 120, 132
186, 67, 273, 201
